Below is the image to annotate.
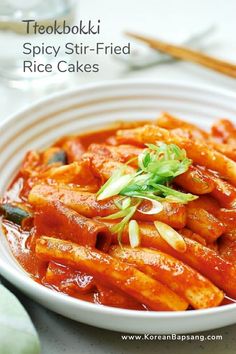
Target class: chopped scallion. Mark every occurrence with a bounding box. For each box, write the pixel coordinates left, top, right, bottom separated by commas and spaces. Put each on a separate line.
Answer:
96, 142, 198, 242
128, 220, 140, 248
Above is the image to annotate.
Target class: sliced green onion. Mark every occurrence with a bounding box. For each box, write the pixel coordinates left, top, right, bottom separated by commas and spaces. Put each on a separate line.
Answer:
138, 150, 151, 171
97, 174, 134, 201
152, 184, 198, 203
97, 166, 135, 201
114, 196, 126, 210
103, 208, 131, 220
98, 142, 198, 245
120, 189, 163, 201
137, 197, 163, 215
154, 221, 187, 253
120, 197, 132, 210
111, 205, 138, 247
128, 220, 140, 248
111, 206, 136, 234
113, 197, 132, 211
97, 168, 123, 198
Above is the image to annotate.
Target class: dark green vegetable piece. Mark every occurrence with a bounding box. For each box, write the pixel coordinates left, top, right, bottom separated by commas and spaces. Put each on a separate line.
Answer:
47, 150, 67, 165
0, 203, 31, 225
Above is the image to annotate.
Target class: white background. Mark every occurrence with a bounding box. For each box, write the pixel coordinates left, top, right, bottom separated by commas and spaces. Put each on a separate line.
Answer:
1, 0, 236, 119
1, 0, 236, 353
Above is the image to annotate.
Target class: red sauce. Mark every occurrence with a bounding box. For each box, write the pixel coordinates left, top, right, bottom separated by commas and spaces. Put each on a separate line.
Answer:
3, 216, 146, 309
1, 127, 147, 310
1, 126, 236, 311
2, 221, 46, 278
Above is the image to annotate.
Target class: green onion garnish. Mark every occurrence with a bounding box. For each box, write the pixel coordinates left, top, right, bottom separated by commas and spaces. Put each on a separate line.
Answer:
128, 220, 140, 248
97, 169, 134, 201
154, 221, 187, 253
97, 142, 198, 243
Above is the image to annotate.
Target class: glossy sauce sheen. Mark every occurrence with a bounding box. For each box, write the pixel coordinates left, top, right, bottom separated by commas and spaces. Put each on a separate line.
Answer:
2, 125, 236, 309
2, 127, 148, 310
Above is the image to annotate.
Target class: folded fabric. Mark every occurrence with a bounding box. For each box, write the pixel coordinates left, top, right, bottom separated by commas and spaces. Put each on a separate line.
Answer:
0, 283, 40, 354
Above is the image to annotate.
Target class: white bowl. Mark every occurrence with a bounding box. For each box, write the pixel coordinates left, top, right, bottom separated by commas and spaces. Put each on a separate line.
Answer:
1, 80, 236, 334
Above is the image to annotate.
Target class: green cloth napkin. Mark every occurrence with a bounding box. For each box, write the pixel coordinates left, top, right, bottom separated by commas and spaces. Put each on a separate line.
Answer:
0, 284, 40, 354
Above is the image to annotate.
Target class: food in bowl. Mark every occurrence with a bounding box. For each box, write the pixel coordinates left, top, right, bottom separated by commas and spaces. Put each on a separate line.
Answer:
1, 113, 236, 312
